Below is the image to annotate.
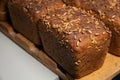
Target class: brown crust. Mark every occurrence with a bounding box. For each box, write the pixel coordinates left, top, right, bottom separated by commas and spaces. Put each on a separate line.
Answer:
8, 0, 65, 45
11, 0, 65, 22
63, 0, 120, 56
0, 0, 8, 21
0, 0, 8, 11
38, 6, 111, 78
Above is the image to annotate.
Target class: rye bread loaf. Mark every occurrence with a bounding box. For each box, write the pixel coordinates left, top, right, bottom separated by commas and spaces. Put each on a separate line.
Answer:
8, 0, 65, 45
8, 0, 111, 78
63, 0, 120, 56
0, 0, 8, 21
38, 6, 111, 78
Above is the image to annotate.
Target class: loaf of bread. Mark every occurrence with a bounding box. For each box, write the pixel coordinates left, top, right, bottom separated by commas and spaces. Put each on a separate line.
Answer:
8, 0, 111, 79
0, 0, 8, 21
38, 6, 111, 78
63, 0, 120, 56
8, 0, 65, 45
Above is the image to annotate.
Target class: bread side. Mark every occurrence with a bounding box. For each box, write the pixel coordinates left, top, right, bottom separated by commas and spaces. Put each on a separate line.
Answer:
8, 0, 65, 45
63, 0, 120, 56
0, 0, 8, 21
38, 6, 111, 78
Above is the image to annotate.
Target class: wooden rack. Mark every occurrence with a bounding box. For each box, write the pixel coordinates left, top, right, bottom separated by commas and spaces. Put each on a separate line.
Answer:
0, 21, 120, 80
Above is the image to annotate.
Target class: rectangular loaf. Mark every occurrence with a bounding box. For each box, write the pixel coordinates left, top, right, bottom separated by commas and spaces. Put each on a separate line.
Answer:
38, 6, 111, 78
8, 0, 65, 45
63, 0, 120, 56
8, 0, 111, 79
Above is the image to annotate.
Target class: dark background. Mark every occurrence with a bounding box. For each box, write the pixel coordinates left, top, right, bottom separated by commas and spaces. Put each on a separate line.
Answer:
112, 73, 120, 80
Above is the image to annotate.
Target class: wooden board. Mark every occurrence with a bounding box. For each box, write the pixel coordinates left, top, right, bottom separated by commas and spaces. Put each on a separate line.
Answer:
0, 21, 120, 80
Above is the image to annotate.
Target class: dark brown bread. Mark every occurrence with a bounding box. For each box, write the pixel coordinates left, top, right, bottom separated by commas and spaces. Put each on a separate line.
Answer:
8, 0, 111, 78
0, 0, 8, 21
63, 0, 120, 56
38, 6, 111, 78
8, 0, 65, 45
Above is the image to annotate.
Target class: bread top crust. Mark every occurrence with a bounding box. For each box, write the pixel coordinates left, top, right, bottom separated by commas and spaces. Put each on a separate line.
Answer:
40, 6, 111, 52
63, 0, 120, 34
11, 0, 65, 22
